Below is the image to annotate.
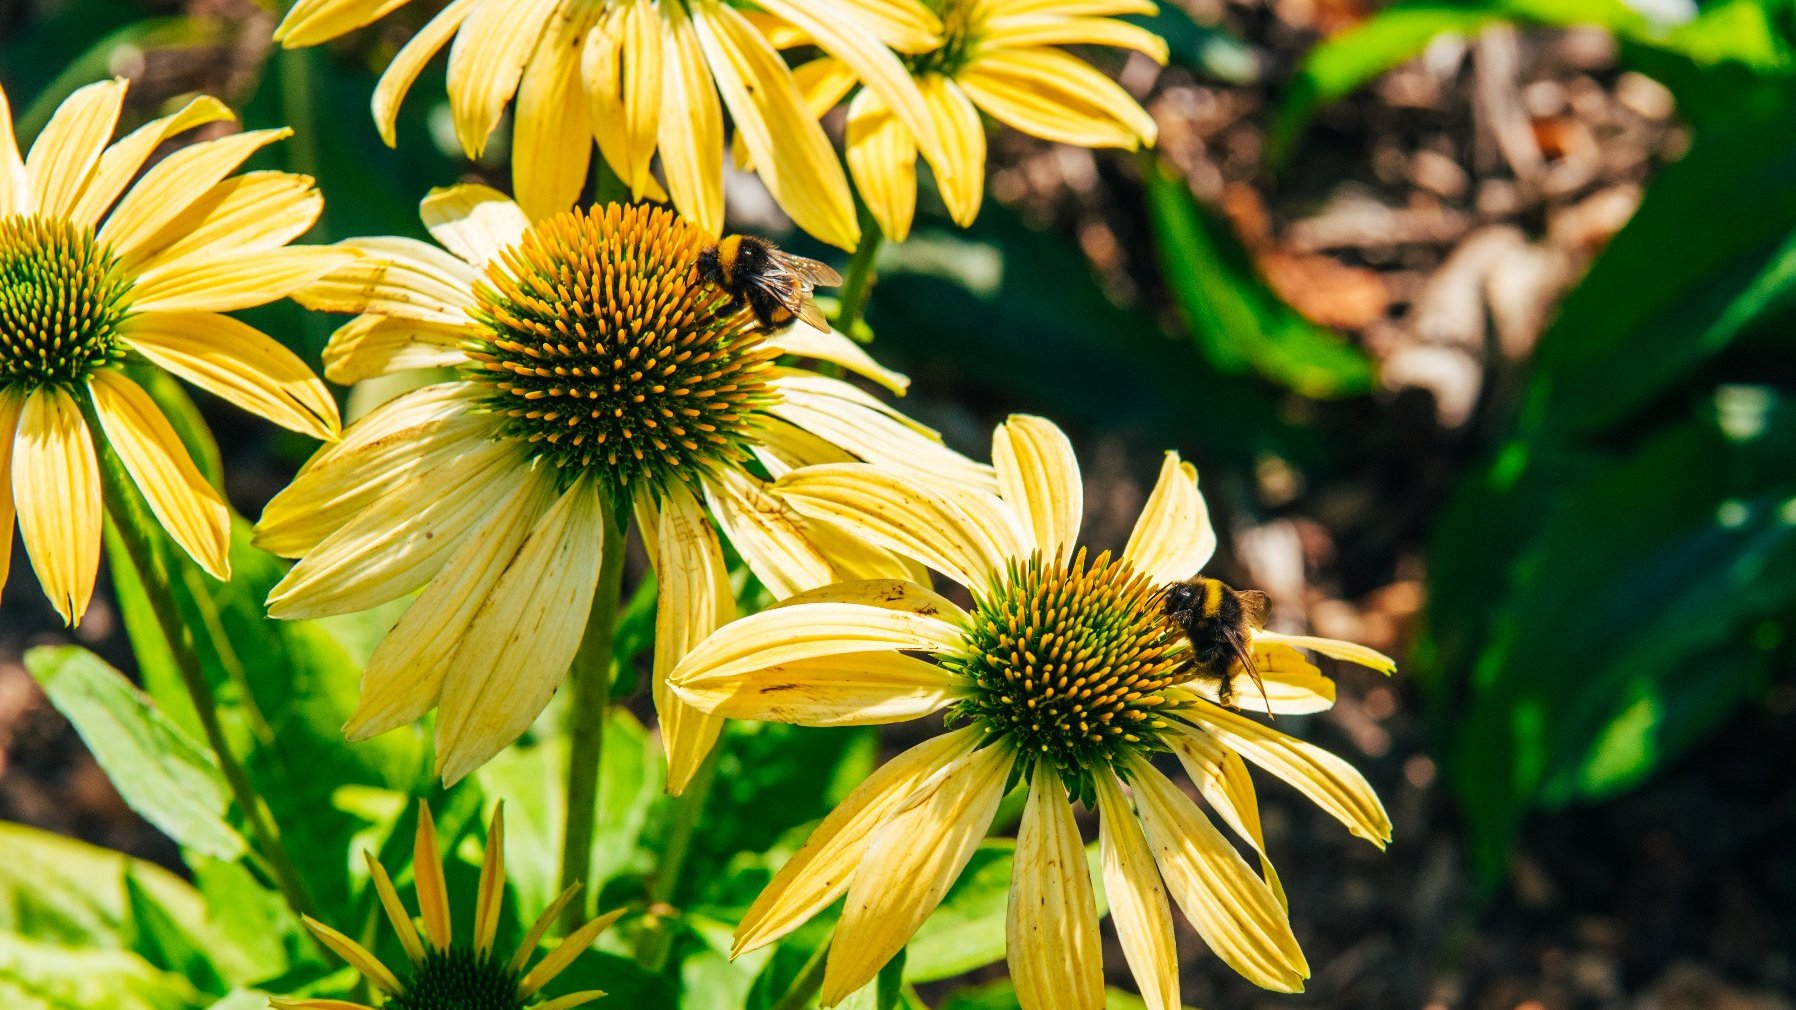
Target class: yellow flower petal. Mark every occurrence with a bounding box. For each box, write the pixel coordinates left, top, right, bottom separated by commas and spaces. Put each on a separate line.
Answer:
672, 649, 962, 726
265, 435, 521, 619
0, 84, 26, 216
321, 314, 473, 385
1001, 0, 1158, 14
651, 483, 734, 795
651, 2, 724, 236
345, 468, 553, 741
1252, 631, 1398, 675
533, 991, 607, 1010
302, 915, 402, 991
275, 0, 413, 47
434, 477, 608, 784
373, 0, 479, 147
690, 0, 859, 250
1008, 765, 1104, 1010
614, 0, 663, 196
362, 848, 425, 963
791, 57, 859, 116
845, 90, 917, 243
772, 462, 1018, 591
128, 246, 356, 314
412, 800, 451, 950
993, 414, 1081, 567
24, 78, 126, 218
822, 739, 1012, 1004
762, 323, 909, 394
0, 391, 24, 607
508, 883, 583, 975
734, 728, 978, 956
1092, 770, 1180, 1010
100, 128, 293, 266
68, 95, 233, 229
1174, 642, 1336, 716
1186, 700, 1392, 847
253, 384, 487, 557
12, 387, 102, 626
983, 13, 1169, 62
119, 311, 341, 440
833, 0, 941, 53
766, 576, 966, 618
514, 7, 594, 221
958, 47, 1155, 148
1121, 451, 1213, 584
131, 171, 325, 273
474, 804, 506, 956
1166, 725, 1286, 911
292, 236, 479, 323
420, 183, 529, 269
518, 908, 625, 997
700, 466, 911, 600
444, 0, 558, 157
668, 594, 964, 690
764, 371, 994, 490
918, 75, 985, 227
1124, 756, 1308, 992
269, 1000, 376, 1010
87, 371, 228, 580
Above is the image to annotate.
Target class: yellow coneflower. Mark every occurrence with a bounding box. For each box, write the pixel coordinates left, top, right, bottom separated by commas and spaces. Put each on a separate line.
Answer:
273, 802, 620, 1010
787, 0, 1166, 240
669, 415, 1395, 1008
272, 0, 955, 249
0, 78, 342, 625
257, 187, 989, 788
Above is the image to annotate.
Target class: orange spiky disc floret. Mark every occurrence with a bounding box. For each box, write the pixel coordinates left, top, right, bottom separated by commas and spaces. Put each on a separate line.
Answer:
0, 215, 133, 388
467, 203, 776, 499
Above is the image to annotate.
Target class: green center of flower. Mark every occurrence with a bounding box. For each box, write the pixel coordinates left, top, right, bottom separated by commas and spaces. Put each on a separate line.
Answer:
467, 204, 776, 499
387, 946, 522, 1010
946, 549, 1186, 783
911, 0, 984, 76
0, 215, 133, 388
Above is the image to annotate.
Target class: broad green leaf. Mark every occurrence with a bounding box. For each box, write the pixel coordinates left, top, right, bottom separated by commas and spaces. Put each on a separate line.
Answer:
24, 646, 246, 861
903, 843, 1013, 984
1144, 157, 1376, 399
0, 932, 203, 1010
0, 822, 206, 949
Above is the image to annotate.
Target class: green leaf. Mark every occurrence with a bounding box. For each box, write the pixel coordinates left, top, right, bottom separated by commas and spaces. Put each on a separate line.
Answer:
24, 646, 246, 861
0, 932, 204, 1010
13, 16, 226, 144
1144, 157, 1376, 399
902, 842, 1013, 984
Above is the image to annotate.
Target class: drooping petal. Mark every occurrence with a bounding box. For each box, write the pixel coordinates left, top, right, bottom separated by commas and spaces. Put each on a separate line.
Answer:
514, 6, 594, 221
1007, 764, 1104, 1010
918, 75, 985, 227
763, 370, 994, 490
822, 739, 1012, 1004
614, 0, 662, 195
1122, 451, 1213, 583
650, 482, 735, 795
344, 468, 555, 741
1166, 725, 1286, 911
833, 0, 941, 53
120, 311, 341, 440
12, 387, 102, 625
321, 315, 474, 385
373, 0, 480, 146
958, 47, 1155, 148
844, 90, 917, 242
274, 0, 413, 47
101, 128, 294, 265
444, 0, 558, 157
762, 323, 909, 393
420, 183, 530, 268
1252, 631, 1398, 675
1092, 770, 1180, 1010
651, 2, 724, 235
24, 78, 127, 218
992, 414, 1081, 567
0, 84, 26, 216
668, 593, 963, 690
68, 95, 233, 228
88, 371, 229, 579
1174, 642, 1336, 716
1185, 700, 1392, 847
689, 0, 859, 249
434, 477, 608, 784
701, 466, 912, 600
734, 728, 978, 956
982, 13, 1170, 62
0, 391, 25, 607
1125, 755, 1308, 992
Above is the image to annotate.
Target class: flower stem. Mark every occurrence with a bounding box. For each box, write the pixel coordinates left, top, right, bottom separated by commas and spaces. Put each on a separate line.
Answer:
635, 747, 719, 971
772, 940, 832, 1010
557, 509, 627, 933
95, 451, 316, 920
834, 203, 883, 341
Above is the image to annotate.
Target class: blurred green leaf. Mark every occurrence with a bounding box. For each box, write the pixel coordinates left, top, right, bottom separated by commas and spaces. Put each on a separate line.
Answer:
0, 932, 204, 1010
1144, 157, 1376, 399
1123, 8, 1259, 83
24, 647, 246, 861
15, 17, 227, 144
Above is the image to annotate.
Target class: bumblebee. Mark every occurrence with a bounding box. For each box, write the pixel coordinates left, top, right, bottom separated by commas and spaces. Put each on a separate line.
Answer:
1161, 576, 1273, 712
696, 234, 841, 331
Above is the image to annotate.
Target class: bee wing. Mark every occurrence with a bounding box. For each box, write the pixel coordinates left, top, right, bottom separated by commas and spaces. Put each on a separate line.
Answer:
1237, 589, 1271, 629
768, 249, 843, 288
796, 298, 831, 331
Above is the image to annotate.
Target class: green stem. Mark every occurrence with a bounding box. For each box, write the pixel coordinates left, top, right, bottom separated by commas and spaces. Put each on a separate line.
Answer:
635, 747, 719, 971
772, 940, 832, 1010
96, 455, 317, 921
834, 203, 883, 341
556, 510, 627, 933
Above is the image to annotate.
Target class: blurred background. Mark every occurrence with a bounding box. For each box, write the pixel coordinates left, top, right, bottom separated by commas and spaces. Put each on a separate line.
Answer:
3, 0, 1795, 1008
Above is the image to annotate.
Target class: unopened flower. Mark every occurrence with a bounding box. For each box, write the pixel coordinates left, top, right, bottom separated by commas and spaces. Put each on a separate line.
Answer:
0, 78, 342, 624
258, 187, 987, 786
670, 415, 1393, 1007
273, 802, 619, 1010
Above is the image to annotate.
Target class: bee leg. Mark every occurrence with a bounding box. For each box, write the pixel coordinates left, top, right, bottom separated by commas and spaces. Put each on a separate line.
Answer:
1216, 670, 1236, 709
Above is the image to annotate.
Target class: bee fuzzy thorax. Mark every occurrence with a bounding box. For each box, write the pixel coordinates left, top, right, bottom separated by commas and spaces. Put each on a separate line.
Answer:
1161, 576, 1273, 710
